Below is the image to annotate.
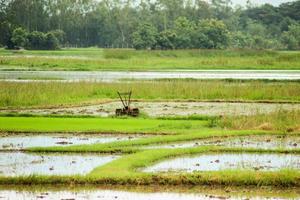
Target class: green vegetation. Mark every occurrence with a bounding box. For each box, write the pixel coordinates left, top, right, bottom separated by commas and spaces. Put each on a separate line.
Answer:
219, 110, 300, 132
27, 129, 275, 153
1, 49, 300, 70
1, 79, 300, 108
9, 28, 62, 50
1, 1, 300, 50
0, 115, 299, 187
0, 48, 104, 57
0, 116, 208, 134
1, 0, 300, 191
88, 147, 300, 187
1, 147, 300, 187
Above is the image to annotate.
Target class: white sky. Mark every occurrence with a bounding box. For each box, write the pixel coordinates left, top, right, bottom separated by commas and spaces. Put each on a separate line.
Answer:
232, 0, 296, 6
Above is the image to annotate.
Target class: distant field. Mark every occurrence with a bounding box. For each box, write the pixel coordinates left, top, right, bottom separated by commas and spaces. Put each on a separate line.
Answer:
1, 79, 300, 108
0, 48, 300, 70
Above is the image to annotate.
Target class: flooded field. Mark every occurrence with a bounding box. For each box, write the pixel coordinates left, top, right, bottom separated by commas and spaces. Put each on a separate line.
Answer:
1, 70, 300, 81
144, 153, 300, 172
2, 101, 299, 117
146, 135, 300, 150
0, 186, 299, 200
0, 152, 118, 176
0, 133, 142, 150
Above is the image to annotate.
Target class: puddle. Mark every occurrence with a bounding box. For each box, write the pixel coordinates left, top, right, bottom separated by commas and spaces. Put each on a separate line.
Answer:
144, 153, 300, 173
0, 152, 118, 176
146, 135, 300, 150
1, 70, 300, 82
0, 186, 299, 200
0, 134, 141, 150
2, 102, 299, 117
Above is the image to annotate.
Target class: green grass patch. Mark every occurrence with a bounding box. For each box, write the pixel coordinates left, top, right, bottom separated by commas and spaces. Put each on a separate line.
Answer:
0, 116, 208, 134
0, 48, 104, 58
1, 79, 300, 108
1, 48, 300, 70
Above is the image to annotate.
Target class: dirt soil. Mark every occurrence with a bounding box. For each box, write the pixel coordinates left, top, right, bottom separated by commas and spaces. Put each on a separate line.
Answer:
2, 101, 299, 117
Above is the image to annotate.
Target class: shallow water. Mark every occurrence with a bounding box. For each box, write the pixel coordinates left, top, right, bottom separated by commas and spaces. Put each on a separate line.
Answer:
146, 135, 300, 150
1, 70, 300, 82
2, 102, 299, 117
0, 152, 118, 176
0, 187, 299, 200
0, 134, 141, 150
144, 153, 300, 173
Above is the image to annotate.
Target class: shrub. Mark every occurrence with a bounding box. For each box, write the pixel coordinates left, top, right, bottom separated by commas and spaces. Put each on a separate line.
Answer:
11, 27, 28, 48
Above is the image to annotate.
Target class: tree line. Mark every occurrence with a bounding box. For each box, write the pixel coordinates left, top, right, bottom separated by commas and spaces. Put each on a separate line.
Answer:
0, 0, 300, 50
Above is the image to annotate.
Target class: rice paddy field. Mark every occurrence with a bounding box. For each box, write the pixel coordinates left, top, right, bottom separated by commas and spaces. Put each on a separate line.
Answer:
0, 48, 300, 71
0, 48, 300, 199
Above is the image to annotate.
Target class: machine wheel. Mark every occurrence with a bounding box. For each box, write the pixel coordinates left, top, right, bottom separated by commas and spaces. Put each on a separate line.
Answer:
131, 108, 139, 117
115, 109, 122, 116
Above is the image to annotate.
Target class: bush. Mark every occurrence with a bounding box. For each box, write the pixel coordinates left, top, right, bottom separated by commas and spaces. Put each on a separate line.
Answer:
45, 33, 59, 50
11, 27, 28, 48
26, 31, 46, 50
26, 31, 60, 50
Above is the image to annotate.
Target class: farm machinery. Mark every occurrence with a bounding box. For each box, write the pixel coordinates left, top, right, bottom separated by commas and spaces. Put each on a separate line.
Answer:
115, 91, 139, 117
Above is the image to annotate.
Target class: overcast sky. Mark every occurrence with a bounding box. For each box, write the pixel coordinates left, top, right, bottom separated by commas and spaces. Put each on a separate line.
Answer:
231, 0, 295, 6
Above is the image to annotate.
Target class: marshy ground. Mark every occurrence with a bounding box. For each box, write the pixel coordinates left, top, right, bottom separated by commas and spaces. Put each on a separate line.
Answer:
0, 49, 299, 199
1, 185, 300, 200
2, 101, 299, 117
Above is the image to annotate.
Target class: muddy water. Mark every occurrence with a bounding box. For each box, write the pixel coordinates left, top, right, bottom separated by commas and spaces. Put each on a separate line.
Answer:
0, 152, 118, 176
144, 153, 300, 173
1, 70, 300, 81
0, 134, 142, 150
0, 186, 299, 200
2, 101, 299, 117
146, 135, 300, 150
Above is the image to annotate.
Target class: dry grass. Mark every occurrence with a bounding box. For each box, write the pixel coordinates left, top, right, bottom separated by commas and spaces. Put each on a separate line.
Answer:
219, 110, 300, 132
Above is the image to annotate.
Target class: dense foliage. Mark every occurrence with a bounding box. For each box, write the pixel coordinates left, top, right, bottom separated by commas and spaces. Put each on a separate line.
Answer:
0, 0, 300, 50
10, 28, 60, 50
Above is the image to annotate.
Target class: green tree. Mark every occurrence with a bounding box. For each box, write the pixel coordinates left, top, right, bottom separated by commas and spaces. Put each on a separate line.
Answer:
132, 23, 158, 50
229, 31, 252, 49
49, 29, 65, 45
1, 0, 300, 50
11, 27, 28, 48
157, 29, 177, 49
281, 23, 300, 50
173, 17, 195, 49
194, 19, 229, 49
45, 32, 59, 50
